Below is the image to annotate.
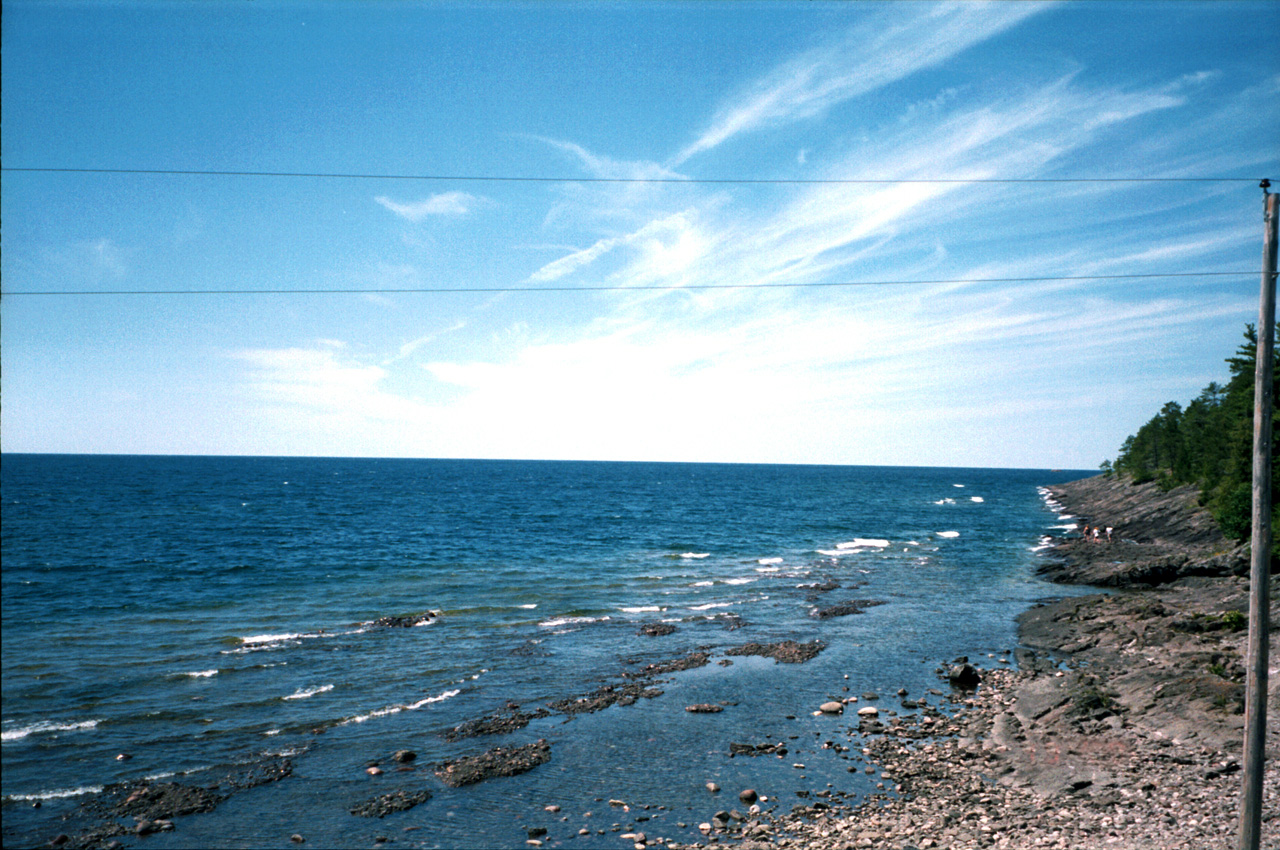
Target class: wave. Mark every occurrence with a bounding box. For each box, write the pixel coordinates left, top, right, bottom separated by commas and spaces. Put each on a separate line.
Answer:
620, 606, 662, 613
2, 719, 101, 743
689, 601, 738, 611
4, 785, 104, 802
934, 498, 956, 505
757, 557, 784, 565
338, 688, 461, 726
679, 552, 710, 559
937, 531, 961, 538
692, 580, 715, 587
538, 615, 611, 629
970, 497, 984, 503
179, 669, 219, 678
283, 684, 334, 701
755, 566, 782, 573
1032, 536, 1055, 552
836, 539, 889, 549
222, 632, 314, 654
722, 577, 756, 585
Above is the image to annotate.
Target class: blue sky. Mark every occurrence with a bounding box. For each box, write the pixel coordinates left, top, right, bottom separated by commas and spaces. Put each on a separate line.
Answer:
2, 0, 1277, 468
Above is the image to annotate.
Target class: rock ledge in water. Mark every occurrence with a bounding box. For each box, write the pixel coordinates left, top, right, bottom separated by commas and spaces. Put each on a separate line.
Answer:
434, 739, 552, 787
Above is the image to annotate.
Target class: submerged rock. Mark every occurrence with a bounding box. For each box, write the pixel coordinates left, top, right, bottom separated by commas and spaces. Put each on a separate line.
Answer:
549, 682, 664, 715
443, 709, 549, 741
369, 613, 436, 628
810, 599, 887, 620
350, 788, 435, 819
725, 640, 825, 664
434, 739, 551, 787
686, 703, 724, 713
637, 622, 677, 637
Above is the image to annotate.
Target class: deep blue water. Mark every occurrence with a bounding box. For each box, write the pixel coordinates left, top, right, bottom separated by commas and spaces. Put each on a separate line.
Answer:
2, 455, 1092, 848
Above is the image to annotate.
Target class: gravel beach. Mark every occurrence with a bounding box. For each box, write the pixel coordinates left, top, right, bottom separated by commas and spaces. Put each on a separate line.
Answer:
668, 475, 1279, 850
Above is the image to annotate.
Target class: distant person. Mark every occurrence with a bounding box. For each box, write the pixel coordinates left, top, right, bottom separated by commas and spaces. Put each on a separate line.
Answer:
1092, 527, 1100, 543
1106, 526, 1113, 543
1082, 524, 1090, 541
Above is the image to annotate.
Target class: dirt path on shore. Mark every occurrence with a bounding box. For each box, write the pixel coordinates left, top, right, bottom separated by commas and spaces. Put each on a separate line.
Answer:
672, 475, 1280, 850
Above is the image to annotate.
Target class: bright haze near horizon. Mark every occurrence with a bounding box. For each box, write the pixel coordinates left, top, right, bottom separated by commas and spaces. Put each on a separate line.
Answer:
2, 1, 1277, 469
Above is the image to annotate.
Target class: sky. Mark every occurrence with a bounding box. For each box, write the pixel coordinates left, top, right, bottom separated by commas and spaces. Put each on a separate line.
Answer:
2, 0, 1277, 469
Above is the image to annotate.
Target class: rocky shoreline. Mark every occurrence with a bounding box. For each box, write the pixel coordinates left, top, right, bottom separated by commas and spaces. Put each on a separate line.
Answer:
709, 474, 1278, 850
36, 475, 1280, 849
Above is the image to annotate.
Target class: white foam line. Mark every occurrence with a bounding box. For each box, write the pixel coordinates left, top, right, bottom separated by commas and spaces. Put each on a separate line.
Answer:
680, 553, 710, 559
283, 684, 334, 701
538, 615, 611, 628
180, 670, 219, 678
937, 531, 961, 538
339, 688, 462, 725
5, 785, 104, 802
2, 720, 101, 742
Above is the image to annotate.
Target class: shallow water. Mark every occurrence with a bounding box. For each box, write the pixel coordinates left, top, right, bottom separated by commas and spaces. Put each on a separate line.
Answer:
2, 456, 1091, 848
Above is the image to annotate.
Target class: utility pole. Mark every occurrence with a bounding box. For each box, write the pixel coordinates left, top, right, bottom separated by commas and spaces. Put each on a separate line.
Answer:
1240, 182, 1279, 850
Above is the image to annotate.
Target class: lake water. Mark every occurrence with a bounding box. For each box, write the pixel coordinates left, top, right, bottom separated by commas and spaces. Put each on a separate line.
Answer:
1, 455, 1091, 848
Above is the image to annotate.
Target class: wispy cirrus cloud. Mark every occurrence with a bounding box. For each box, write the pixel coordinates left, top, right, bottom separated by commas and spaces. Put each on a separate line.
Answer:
375, 191, 487, 221
671, 2, 1050, 165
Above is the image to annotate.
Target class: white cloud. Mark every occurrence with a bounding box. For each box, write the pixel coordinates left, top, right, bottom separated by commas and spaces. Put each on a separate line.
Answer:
672, 2, 1049, 164
375, 191, 485, 220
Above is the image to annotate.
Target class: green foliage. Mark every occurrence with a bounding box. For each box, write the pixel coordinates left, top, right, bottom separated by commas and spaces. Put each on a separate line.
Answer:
1220, 610, 1248, 631
1110, 325, 1280, 542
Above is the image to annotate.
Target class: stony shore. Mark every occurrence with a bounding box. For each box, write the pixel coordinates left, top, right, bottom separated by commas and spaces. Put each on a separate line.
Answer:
41, 475, 1280, 849
668, 475, 1280, 850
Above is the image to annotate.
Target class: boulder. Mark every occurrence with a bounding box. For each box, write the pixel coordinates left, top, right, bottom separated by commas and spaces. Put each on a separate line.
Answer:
820, 701, 845, 714
949, 663, 981, 689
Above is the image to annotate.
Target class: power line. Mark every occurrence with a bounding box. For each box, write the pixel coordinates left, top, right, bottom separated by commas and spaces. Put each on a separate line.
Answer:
2, 271, 1258, 297
1, 166, 1270, 185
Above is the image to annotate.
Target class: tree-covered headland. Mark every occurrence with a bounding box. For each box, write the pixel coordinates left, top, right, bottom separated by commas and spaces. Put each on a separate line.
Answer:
1104, 324, 1280, 541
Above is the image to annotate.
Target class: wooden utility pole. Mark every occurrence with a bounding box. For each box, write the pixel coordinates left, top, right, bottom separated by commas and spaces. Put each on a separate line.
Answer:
1240, 183, 1279, 850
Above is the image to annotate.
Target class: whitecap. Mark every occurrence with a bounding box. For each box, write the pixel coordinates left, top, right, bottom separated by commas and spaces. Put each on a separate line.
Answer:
538, 615, 611, 629
934, 498, 956, 505
5, 785, 104, 802
723, 577, 756, 585
181, 670, 219, 678
837, 539, 889, 549
953, 484, 965, 488
2, 719, 100, 742
690, 601, 737, 611
339, 688, 461, 725
755, 566, 782, 573
264, 729, 282, 736
518, 604, 538, 609
241, 632, 307, 644
620, 606, 662, 613
757, 557, 784, 565
937, 531, 961, 538
680, 552, 710, 559
283, 684, 334, 701
692, 580, 715, 587
970, 497, 984, 503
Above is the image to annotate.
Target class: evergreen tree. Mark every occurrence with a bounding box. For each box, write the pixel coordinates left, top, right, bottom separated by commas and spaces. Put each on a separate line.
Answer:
1110, 324, 1280, 541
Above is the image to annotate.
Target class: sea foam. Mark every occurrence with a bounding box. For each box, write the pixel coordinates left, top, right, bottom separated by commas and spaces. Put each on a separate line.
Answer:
2, 720, 101, 742
283, 684, 334, 701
